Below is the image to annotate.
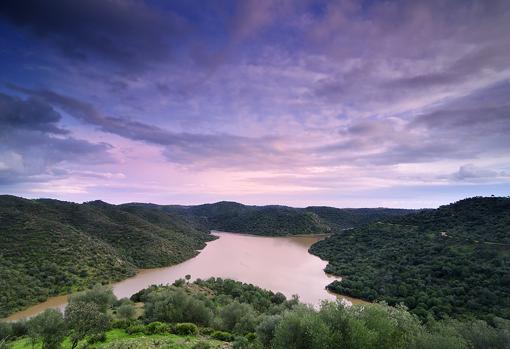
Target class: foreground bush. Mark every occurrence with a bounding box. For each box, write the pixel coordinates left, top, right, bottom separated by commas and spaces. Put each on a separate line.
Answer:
175, 323, 198, 336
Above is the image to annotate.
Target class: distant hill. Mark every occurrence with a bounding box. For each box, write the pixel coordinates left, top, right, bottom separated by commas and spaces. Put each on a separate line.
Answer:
310, 196, 510, 321
0, 195, 214, 318
162, 201, 412, 236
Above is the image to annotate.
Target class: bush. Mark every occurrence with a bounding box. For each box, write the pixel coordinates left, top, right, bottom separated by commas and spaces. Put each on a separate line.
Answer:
117, 303, 136, 320
256, 315, 281, 348
144, 288, 212, 325
144, 321, 169, 335
69, 284, 116, 312
0, 322, 12, 341
245, 332, 257, 341
111, 319, 133, 329
126, 324, 145, 335
199, 327, 215, 335
175, 323, 198, 336
87, 332, 107, 344
192, 342, 212, 349
27, 309, 66, 349
233, 336, 250, 349
218, 302, 257, 333
10, 320, 28, 338
211, 330, 234, 342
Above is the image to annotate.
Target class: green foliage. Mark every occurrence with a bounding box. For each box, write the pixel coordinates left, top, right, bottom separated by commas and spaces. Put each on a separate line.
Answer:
175, 323, 198, 336
272, 306, 332, 349
144, 288, 212, 325
0, 195, 215, 318
211, 330, 234, 341
310, 197, 510, 320
6, 278, 510, 349
170, 201, 410, 236
26, 309, 66, 349
192, 341, 212, 349
69, 284, 116, 312
65, 301, 110, 349
199, 327, 215, 335
87, 332, 107, 344
126, 324, 145, 335
256, 315, 281, 348
117, 302, 136, 320
144, 321, 169, 335
0, 322, 11, 341
216, 302, 258, 334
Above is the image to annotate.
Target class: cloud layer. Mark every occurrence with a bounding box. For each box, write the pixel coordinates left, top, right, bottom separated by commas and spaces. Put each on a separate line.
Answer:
0, 0, 509, 207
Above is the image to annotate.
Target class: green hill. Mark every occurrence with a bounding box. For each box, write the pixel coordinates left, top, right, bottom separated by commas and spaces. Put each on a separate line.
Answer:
0, 196, 215, 318
309, 197, 510, 321
165, 201, 412, 236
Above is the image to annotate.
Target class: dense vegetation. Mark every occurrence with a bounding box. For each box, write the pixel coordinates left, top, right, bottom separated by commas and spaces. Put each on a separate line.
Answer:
2, 279, 509, 349
164, 201, 411, 236
0, 195, 215, 318
310, 197, 510, 321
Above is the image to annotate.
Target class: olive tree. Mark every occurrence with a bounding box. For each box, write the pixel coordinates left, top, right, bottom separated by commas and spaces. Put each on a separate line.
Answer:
27, 309, 66, 349
65, 302, 109, 349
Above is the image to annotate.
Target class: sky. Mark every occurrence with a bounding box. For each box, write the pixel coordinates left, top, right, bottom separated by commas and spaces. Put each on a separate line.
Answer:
0, 0, 509, 209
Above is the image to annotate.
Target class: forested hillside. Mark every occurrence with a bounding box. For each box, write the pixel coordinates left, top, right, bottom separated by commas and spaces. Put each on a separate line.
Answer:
0, 196, 215, 318
310, 197, 510, 321
165, 201, 412, 236
304, 206, 412, 232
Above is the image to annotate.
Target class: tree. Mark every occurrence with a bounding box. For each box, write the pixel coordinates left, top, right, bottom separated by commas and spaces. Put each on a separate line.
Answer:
117, 302, 136, 320
68, 284, 116, 312
65, 302, 110, 349
27, 309, 66, 349
272, 307, 332, 349
256, 315, 281, 348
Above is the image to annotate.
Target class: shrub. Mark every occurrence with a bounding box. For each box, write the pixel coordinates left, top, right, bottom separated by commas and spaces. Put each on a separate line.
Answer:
192, 341, 212, 349
87, 332, 107, 344
245, 332, 257, 341
211, 330, 234, 342
199, 327, 215, 335
126, 324, 145, 335
0, 322, 12, 341
111, 319, 132, 329
117, 303, 136, 320
256, 315, 281, 348
144, 321, 169, 335
10, 320, 28, 338
175, 323, 198, 336
233, 336, 251, 349
144, 289, 212, 325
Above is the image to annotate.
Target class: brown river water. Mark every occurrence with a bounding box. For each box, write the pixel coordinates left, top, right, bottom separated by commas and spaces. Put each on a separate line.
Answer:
6, 231, 364, 321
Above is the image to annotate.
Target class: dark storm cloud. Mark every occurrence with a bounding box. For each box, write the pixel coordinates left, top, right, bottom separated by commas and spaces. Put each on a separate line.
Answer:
0, 92, 114, 184
0, 0, 188, 71
0, 92, 67, 134
10, 85, 287, 168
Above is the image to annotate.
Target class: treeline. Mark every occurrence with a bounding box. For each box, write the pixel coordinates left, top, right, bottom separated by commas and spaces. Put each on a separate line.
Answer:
310, 197, 510, 321
2, 278, 509, 349
160, 201, 411, 236
0, 195, 215, 318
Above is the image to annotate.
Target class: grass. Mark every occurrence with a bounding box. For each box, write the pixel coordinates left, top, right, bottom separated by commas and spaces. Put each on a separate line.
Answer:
8, 329, 227, 349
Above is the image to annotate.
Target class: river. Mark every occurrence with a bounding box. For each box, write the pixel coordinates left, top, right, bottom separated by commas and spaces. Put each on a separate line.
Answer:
6, 231, 364, 321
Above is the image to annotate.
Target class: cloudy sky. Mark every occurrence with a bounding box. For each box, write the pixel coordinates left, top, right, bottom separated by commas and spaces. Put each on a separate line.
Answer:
0, 0, 509, 208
